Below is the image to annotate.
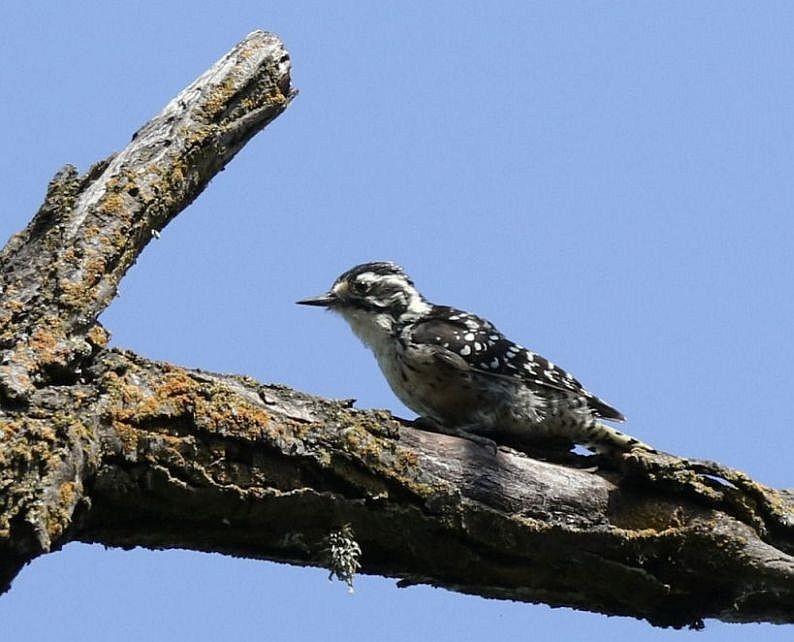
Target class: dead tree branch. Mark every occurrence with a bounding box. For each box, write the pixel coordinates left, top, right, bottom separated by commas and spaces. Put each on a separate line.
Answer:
0, 30, 792, 630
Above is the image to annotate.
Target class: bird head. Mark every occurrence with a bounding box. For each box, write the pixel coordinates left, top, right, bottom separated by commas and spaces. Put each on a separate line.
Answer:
297, 262, 432, 345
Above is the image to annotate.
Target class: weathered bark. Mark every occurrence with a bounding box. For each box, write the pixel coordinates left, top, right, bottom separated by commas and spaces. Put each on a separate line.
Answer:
0, 28, 294, 590
0, 31, 792, 630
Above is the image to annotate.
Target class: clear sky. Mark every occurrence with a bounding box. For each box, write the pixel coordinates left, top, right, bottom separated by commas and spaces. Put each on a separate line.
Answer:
1, 2, 792, 640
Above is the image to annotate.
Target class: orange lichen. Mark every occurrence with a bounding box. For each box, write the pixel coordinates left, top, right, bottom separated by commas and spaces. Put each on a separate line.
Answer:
44, 480, 81, 543
83, 256, 107, 287
26, 324, 74, 371
57, 278, 88, 308
61, 246, 78, 264
86, 324, 109, 348
100, 191, 127, 215
58, 481, 77, 508
111, 419, 141, 456
159, 369, 198, 396
203, 78, 237, 118
4, 299, 25, 313
170, 164, 185, 184
265, 92, 288, 106
28, 327, 58, 354
395, 448, 419, 470
81, 224, 103, 242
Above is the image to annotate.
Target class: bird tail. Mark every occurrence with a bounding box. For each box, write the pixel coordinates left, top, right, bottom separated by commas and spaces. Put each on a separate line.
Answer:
583, 421, 656, 454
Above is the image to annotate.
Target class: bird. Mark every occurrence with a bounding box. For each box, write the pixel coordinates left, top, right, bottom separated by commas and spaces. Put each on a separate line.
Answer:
297, 261, 652, 454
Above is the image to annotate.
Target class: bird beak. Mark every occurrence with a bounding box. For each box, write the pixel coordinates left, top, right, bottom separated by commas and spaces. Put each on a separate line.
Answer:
296, 292, 338, 307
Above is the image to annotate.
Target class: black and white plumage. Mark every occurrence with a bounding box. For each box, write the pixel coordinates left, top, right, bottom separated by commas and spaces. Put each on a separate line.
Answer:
298, 261, 652, 453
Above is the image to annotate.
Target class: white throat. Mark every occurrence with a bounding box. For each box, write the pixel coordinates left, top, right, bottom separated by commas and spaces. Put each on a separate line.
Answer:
330, 274, 432, 357
336, 308, 396, 357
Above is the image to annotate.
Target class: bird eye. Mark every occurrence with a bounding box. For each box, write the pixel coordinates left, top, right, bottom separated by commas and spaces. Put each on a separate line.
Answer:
352, 279, 370, 294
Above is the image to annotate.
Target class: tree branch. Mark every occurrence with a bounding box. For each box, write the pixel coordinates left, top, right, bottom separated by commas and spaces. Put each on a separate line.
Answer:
1, 31, 792, 630
0, 27, 293, 586
0, 30, 294, 401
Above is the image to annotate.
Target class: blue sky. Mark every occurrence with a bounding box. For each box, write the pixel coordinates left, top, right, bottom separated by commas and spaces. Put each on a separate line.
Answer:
1, 2, 792, 640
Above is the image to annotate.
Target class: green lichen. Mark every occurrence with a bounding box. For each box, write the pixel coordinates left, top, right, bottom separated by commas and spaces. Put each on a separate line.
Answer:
319, 523, 362, 592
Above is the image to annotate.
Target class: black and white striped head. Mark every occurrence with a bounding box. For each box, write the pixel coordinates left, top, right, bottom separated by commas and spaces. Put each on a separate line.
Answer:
297, 262, 431, 320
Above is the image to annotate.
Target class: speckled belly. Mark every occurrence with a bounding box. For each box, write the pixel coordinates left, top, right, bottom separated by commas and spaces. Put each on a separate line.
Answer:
374, 343, 583, 441
374, 347, 507, 427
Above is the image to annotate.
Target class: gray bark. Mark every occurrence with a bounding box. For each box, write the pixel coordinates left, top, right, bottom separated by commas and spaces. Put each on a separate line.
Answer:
1, 30, 792, 630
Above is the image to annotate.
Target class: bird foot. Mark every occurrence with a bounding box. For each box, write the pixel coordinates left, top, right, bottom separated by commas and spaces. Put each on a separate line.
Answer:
412, 417, 498, 454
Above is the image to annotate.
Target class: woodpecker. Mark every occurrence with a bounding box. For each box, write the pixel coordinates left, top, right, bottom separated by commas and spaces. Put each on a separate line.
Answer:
297, 261, 652, 453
